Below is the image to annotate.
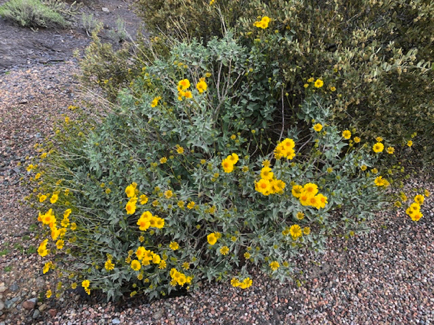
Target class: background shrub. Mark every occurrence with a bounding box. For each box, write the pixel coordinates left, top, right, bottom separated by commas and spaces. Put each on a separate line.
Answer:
0, 0, 75, 28
25, 34, 421, 302
79, 0, 434, 167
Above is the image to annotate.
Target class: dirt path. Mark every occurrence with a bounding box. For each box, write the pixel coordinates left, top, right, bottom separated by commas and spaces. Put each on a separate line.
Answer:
0, 0, 141, 73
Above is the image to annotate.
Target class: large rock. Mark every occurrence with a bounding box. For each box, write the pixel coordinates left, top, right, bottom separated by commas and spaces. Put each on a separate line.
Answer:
22, 298, 37, 310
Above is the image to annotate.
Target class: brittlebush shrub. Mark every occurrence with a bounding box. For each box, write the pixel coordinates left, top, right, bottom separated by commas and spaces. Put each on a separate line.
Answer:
80, 0, 434, 166
25, 34, 430, 302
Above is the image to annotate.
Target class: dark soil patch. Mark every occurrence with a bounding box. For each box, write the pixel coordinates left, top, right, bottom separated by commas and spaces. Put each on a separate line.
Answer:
0, 0, 143, 73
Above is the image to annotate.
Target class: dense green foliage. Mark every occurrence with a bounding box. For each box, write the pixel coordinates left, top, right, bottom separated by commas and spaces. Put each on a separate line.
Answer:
80, 0, 434, 166
26, 0, 432, 303
26, 34, 417, 301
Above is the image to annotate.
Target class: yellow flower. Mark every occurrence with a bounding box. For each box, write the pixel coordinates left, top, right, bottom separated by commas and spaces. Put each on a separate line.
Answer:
296, 212, 304, 220
155, 217, 165, 229
303, 183, 318, 197
182, 262, 190, 270
271, 179, 286, 194
221, 158, 234, 173
373, 142, 384, 153
105, 259, 115, 271
255, 178, 272, 196
231, 278, 240, 288
152, 254, 161, 264
207, 233, 218, 245
342, 130, 351, 140
254, 17, 270, 29
170, 242, 179, 250
187, 201, 195, 209
56, 240, 64, 250
177, 146, 184, 154
159, 260, 167, 269
307, 77, 314, 83
39, 195, 47, 203
361, 165, 367, 171
414, 195, 424, 205
178, 79, 190, 90
165, 190, 173, 199
354, 137, 361, 143
316, 194, 328, 209
177, 200, 185, 208
303, 227, 311, 235
196, 80, 208, 93
314, 79, 324, 88
304, 83, 309, 88
424, 189, 430, 197
291, 185, 304, 198
131, 260, 141, 271
184, 91, 193, 99
261, 16, 270, 24
289, 224, 302, 239
46, 290, 52, 299
387, 147, 395, 154
371, 168, 378, 174
43, 262, 52, 274
244, 252, 251, 259
260, 160, 270, 168
270, 261, 279, 271
82, 280, 90, 288
313, 123, 322, 132
137, 211, 152, 231
330, 86, 336, 92
71, 283, 77, 289
70, 223, 77, 231
219, 246, 229, 255
34, 173, 41, 180
376, 137, 383, 142
375, 176, 387, 186
125, 183, 137, 198
140, 194, 148, 205
407, 140, 413, 147
410, 211, 423, 221
125, 200, 137, 215
151, 96, 162, 107
260, 167, 274, 180
50, 193, 59, 204
160, 157, 167, 164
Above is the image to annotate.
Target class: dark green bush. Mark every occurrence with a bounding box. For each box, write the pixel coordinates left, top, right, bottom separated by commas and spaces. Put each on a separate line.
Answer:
79, 0, 434, 167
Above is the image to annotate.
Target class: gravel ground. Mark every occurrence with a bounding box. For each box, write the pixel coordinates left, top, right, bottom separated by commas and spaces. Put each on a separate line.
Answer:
0, 62, 433, 325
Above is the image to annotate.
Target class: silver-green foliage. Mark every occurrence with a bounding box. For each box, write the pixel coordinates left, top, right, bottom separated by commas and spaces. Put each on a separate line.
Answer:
29, 34, 390, 302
